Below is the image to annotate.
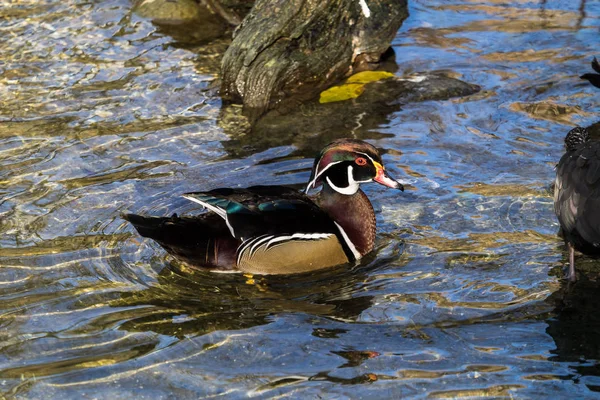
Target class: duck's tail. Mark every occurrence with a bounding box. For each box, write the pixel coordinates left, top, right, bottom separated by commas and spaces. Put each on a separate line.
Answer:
122, 213, 239, 269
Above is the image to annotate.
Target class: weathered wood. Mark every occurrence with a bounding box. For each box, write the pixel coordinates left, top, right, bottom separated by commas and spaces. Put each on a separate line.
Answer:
221, 0, 408, 123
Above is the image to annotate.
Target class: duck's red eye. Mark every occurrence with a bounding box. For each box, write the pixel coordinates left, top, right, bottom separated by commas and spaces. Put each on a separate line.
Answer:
355, 157, 367, 166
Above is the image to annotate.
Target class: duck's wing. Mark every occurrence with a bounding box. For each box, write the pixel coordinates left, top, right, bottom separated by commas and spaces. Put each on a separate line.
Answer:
555, 144, 600, 249
182, 185, 340, 240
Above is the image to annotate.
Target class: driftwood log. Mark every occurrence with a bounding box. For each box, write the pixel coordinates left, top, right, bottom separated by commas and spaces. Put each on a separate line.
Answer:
221, 0, 409, 123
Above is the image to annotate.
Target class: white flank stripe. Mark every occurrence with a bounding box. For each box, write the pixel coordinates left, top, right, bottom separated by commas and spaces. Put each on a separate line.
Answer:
236, 238, 254, 266
237, 235, 269, 265
237, 239, 253, 261
334, 222, 361, 260
266, 233, 333, 248
250, 235, 276, 256
236, 233, 334, 266
359, 0, 371, 18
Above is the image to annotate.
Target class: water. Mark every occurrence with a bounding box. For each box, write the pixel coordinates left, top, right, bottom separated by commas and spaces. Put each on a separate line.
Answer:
1, 0, 599, 398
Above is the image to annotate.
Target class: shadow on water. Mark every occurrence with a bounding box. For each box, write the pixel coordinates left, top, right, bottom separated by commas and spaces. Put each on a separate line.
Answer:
546, 254, 600, 393
112, 239, 406, 339
213, 50, 404, 159
218, 66, 480, 159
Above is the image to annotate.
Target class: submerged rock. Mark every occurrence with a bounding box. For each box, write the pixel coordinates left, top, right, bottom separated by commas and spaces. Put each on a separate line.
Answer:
133, 0, 253, 45
135, 0, 203, 24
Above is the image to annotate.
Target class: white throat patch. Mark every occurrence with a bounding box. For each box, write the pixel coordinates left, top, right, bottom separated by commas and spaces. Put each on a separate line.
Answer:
326, 165, 360, 195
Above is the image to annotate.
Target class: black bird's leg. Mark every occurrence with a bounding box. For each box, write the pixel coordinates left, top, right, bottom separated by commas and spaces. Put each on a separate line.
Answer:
567, 242, 577, 282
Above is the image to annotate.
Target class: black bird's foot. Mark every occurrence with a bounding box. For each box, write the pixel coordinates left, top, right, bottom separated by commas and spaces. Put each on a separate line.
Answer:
565, 268, 577, 282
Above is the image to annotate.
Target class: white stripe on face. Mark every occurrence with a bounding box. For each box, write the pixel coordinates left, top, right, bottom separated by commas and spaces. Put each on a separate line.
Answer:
306, 160, 344, 193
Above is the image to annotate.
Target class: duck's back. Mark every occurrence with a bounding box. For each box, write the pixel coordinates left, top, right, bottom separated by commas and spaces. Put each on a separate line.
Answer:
555, 141, 600, 254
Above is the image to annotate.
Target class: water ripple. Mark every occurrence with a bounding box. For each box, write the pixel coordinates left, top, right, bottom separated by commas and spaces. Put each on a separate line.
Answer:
0, 0, 599, 398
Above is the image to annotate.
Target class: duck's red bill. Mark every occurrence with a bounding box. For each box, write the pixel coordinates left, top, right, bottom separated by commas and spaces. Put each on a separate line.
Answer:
374, 168, 404, 191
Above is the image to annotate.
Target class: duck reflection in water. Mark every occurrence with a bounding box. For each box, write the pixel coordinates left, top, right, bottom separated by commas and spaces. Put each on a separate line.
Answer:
111, 242, 404, 338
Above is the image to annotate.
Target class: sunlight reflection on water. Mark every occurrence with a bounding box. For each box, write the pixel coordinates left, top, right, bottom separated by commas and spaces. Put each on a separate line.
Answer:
1, 0, 600, 398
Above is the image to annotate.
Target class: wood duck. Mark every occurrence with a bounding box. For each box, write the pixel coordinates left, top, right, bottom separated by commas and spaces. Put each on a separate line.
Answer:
554, 126, 600, 281
580, 57, 600, 89
124, 139, 404, 274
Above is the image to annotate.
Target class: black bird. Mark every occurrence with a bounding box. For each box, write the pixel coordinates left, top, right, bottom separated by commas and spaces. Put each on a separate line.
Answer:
580, 57, 600, 89
554, 126, 600, 281
124, 139, 404, 275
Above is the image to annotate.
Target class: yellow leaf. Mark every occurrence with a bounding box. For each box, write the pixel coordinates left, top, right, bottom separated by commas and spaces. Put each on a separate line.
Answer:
319, 83, 365, 104
346, 71, 394, 84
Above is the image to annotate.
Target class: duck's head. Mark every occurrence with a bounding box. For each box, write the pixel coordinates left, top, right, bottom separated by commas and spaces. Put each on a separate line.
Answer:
306, 139, 404, 195
564, 126, 589, 151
